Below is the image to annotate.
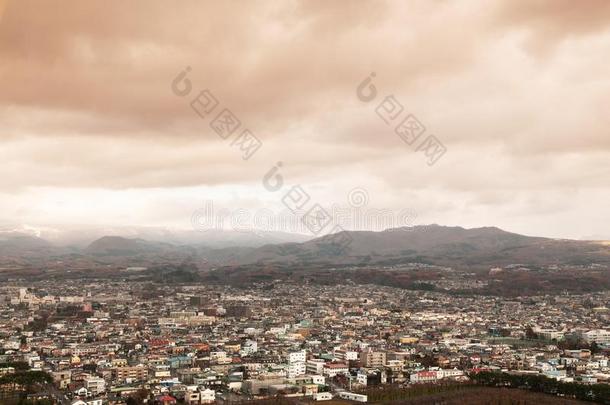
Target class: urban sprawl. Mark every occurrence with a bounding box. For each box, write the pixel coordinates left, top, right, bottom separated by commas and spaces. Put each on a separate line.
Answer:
2, 281, 610, 404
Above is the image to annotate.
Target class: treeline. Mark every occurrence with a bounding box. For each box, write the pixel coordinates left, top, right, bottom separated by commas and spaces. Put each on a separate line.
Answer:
367, 386, 591, 404
362, 382, 475, 401
0, 371, 53, 388
227, 397, 293, 405
144, 263, 201, 283
472, 371, 610, 404
0, 362, 30, 371
475, 271, 610, 297
7, 399, 54, 405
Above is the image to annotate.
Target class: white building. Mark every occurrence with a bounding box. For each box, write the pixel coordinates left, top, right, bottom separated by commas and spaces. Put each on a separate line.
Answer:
356, 370, 368, 386
286, 362, 306, 378
313, 392, 332, 401
84, 377, 106, 396
579, 330, 610, 345
410, 371, 438, 384
311, 375, 325, 385
210, 351, 228, 361
240, 340, 258, 356
306, 359, 325, 375
185, 388, 216, 404
288, 350, 306, 364
323, 363, 348, 378
71, 400, 102, 405
338, 392, 367, 402
334, 349, 359, 361
536, 329, 565, 341
200, 388, 216, 403
437, 369, 465, 379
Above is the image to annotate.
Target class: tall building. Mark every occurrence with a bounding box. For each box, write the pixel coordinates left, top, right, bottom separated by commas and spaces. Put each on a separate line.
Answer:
359, 349, 386, 368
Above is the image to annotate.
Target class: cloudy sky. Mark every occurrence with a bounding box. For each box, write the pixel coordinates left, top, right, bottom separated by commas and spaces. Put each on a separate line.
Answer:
1, 0, 609, 240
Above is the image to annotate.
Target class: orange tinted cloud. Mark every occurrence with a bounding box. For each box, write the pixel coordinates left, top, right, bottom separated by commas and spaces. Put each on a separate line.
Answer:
0, 0, 609, 238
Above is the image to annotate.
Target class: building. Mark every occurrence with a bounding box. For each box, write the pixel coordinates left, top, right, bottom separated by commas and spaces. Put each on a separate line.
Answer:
185, 388, 215, 404
225, 305, 252, 318
52, 370, 71, 390
359, 349, 386, 368
84, 377, 106, 396
288, 350, 306, 364
306, 359, 325, 375
338, 392, 367, 402
334, 349, 358, 361
154, 395, 177, 405
410, 371, 438, 384
286, 362, 306, 378
313, 392, 332, 401
437, 369, 465, 380
537, 329, 565, 341
578, 330, 610, 345
323, 363, 348, 377
112, 365, 148, 381
240, 340, 258, 356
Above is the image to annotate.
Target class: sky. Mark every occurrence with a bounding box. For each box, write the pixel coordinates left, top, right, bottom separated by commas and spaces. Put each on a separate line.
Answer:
0, 0, 609, 240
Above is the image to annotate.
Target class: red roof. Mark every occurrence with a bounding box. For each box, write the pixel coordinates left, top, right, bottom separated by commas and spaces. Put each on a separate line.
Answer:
417, 371, 437, 377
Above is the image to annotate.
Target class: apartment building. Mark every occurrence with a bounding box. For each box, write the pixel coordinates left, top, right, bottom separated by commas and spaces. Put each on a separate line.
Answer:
359, 349, 386, 368
288, 350, 306, 364
286, 362, 306, 378
84, 376, 106, 396
112, 365, 149, 381
306, 359, 325, 375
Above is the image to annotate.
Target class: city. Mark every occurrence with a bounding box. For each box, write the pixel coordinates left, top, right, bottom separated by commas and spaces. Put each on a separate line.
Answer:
2, 279, 610, 404
2, 0, 610, 403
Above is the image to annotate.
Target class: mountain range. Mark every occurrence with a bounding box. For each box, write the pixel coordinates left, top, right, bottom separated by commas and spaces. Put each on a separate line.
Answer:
1, 225, 608, 271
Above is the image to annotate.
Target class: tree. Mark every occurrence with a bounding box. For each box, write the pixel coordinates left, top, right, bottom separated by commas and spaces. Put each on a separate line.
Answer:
590, 341, 600, 354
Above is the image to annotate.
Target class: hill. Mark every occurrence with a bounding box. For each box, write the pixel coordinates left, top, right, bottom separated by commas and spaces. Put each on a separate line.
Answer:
84, 236, 175, 256
0, 232, 56, 256
228, 225, 610, 268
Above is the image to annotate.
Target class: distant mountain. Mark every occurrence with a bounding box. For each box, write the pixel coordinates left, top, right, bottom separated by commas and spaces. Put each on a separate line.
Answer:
27, 226, 311, 248
2, 226, 608, 274
169, 229, 312, 248
0, 232, 55, 256
84, 236, 175, 256
65, 225, 610, 268
227, 225, 610, 268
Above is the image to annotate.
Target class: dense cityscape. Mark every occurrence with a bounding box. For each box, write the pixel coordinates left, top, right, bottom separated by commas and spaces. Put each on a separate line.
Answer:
2, 279, 610, 404
3, 0, 610, 404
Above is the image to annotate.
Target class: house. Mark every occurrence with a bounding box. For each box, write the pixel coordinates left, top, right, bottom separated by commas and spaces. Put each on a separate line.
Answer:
410, 370, 438, 384
323, 363, 348, 377
338, 391, 367, 402
155, 394, 177, 404
71, 400, 102, 405
313, 392, 332, 401
184, 388, 215, 404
